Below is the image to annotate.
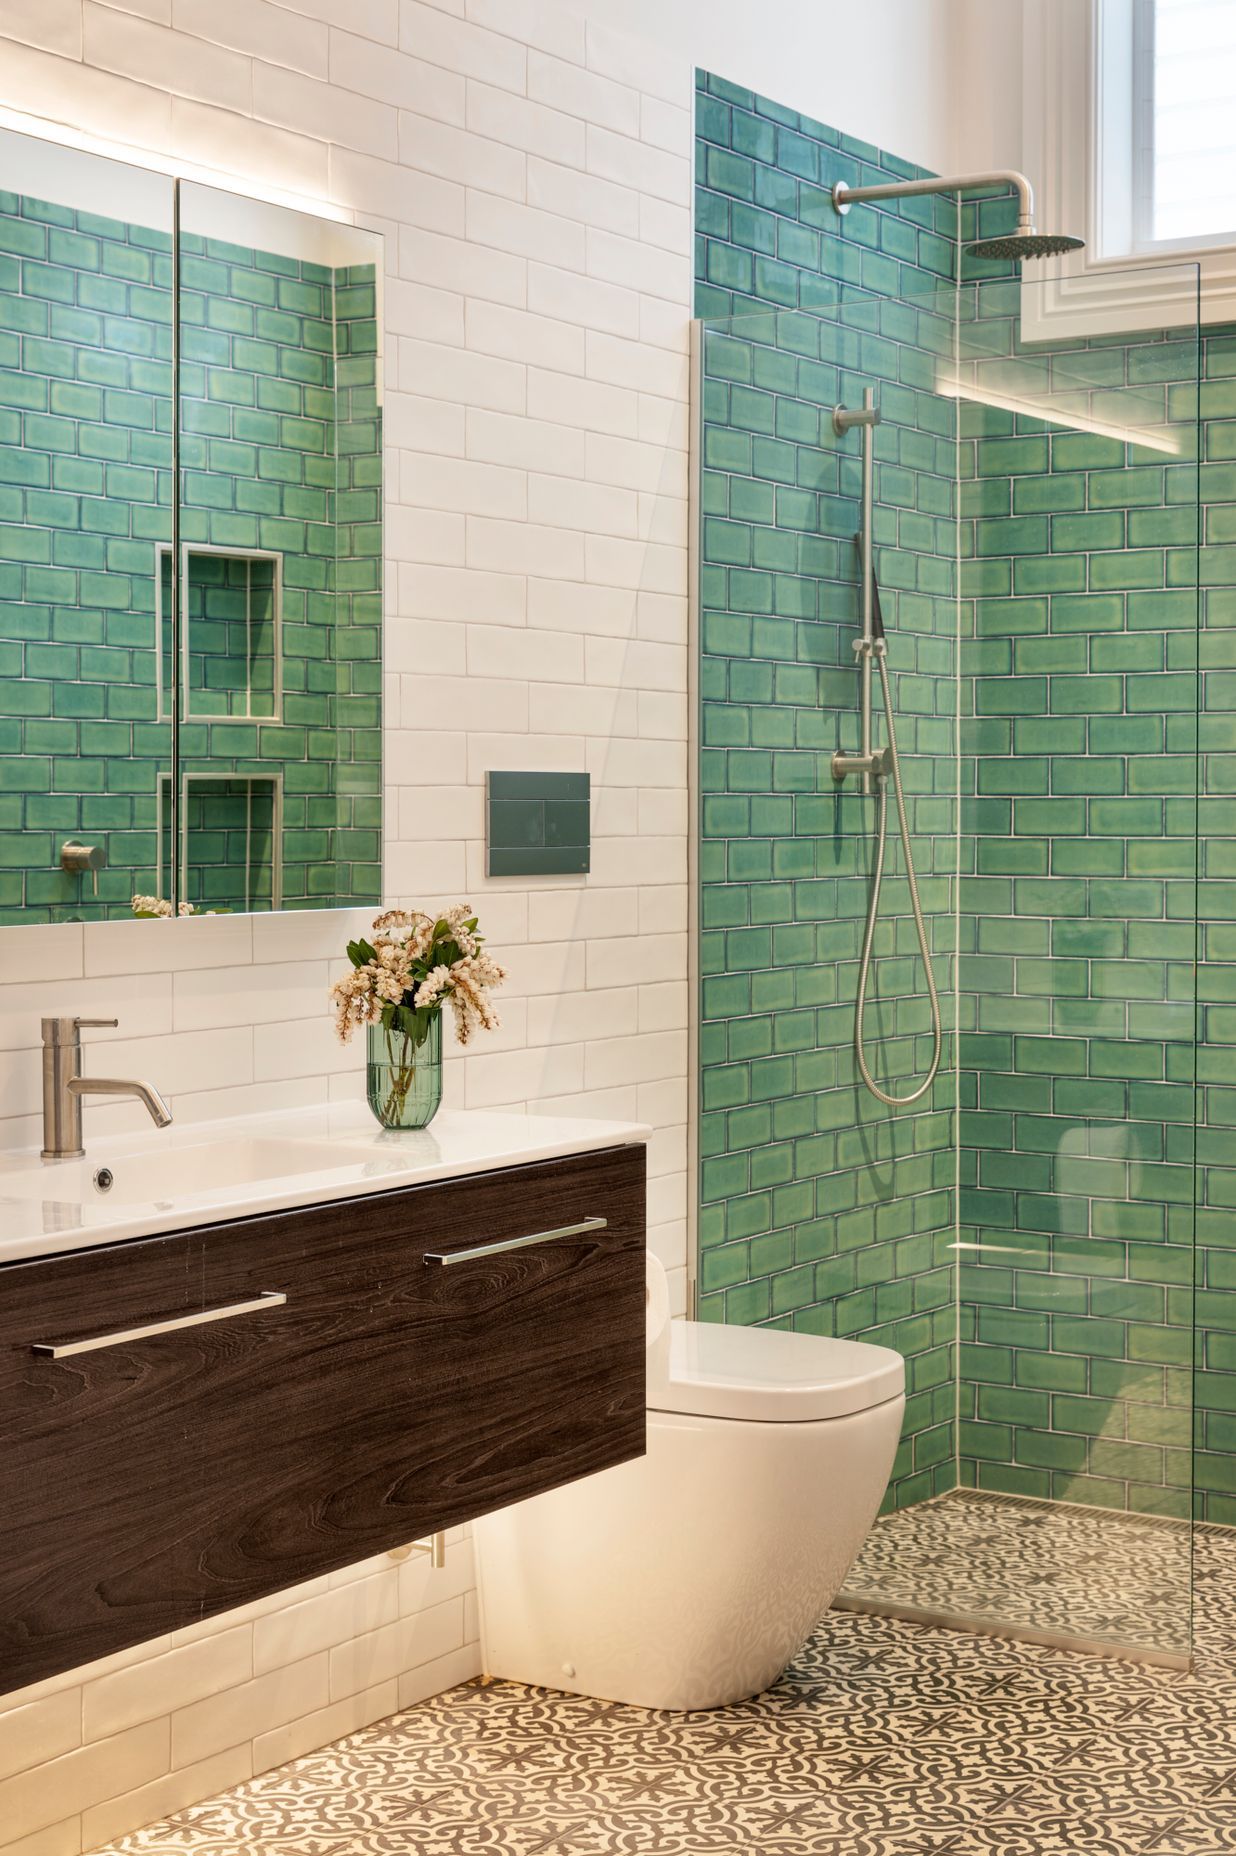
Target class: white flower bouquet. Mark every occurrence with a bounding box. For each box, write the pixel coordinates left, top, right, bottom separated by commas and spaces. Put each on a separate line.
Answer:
331, 906, 506, 1127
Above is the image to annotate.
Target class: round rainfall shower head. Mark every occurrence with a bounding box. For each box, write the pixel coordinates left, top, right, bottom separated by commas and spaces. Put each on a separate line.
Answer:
966, 230, 1085, 260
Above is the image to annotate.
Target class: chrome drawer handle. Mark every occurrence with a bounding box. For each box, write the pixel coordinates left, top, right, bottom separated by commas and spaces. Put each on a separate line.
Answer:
424, 1216, 608, 1268
32, 1290, 287, 1359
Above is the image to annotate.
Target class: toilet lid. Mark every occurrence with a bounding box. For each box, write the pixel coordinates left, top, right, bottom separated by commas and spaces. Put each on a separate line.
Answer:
649, 1321, 905, 1423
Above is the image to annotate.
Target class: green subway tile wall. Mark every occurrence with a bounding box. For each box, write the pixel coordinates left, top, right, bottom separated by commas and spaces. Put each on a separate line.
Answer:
695, 74, 1233, 1526
695, 72, 960, 1510
0, 190, 381, 921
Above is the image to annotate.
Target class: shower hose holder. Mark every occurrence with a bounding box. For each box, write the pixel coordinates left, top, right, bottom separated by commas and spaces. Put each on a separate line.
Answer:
831, 743, 892, 783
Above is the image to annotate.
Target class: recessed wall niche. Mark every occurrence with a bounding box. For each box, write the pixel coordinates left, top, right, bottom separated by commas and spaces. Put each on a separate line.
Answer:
159, 546, 282, 724
0, 127, 384, 923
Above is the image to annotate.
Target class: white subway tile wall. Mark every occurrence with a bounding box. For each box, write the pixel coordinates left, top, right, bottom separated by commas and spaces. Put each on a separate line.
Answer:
0, 0, 692, 1846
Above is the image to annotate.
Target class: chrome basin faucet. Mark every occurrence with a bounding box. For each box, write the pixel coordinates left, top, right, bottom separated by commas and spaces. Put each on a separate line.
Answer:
41, 1017, 173, 1160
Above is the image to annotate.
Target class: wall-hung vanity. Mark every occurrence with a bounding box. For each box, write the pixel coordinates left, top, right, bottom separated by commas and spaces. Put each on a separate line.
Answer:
0, 126, 384, 923
0, 1109, 648, 1694
0, 126, 652, 1711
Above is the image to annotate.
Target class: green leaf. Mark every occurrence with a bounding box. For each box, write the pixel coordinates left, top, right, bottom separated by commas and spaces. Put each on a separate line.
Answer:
346, 937, 377, 968
383, 1000, 441, 1046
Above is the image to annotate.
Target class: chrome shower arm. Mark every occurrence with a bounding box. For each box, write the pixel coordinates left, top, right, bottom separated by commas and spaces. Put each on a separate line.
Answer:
832, 169, 1036, 235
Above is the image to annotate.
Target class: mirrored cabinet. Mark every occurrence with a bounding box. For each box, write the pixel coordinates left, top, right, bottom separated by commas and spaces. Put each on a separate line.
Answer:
0, 130, 383, 923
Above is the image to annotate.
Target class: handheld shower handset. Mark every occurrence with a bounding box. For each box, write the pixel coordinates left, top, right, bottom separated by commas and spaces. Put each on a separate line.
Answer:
829, 502, 943, 1107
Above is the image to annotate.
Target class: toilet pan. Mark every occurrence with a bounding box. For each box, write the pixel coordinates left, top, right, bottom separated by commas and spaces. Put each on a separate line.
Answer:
475, 1317, 905, 1711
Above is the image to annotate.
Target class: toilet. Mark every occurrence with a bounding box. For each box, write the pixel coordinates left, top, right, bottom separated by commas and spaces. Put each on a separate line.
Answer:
475, 1302, 905, 1712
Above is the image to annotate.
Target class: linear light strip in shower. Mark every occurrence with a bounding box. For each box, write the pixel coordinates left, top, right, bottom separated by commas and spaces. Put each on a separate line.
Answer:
935, 372, 1181, 455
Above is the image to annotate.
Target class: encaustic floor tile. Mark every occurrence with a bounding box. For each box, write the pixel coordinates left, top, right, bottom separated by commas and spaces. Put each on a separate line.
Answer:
842, 1488, 1197, 1654
94, 1525, 1236, 1856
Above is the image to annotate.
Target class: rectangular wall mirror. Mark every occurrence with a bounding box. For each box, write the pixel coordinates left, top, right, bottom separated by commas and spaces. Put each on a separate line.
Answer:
0, 130, 383, 924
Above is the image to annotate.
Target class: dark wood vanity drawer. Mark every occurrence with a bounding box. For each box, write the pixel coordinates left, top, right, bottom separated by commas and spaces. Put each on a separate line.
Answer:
0, 1226, 207, 1689
0, 1142, 646, 1694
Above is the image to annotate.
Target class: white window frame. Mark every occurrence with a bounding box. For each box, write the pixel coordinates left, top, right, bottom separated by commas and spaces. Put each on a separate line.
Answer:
1021, 0, 1220, 339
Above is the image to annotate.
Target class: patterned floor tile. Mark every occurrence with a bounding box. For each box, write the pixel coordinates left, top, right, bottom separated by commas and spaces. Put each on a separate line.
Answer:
93, 1521, 1236, 1856
843, 1489, 1195, 1653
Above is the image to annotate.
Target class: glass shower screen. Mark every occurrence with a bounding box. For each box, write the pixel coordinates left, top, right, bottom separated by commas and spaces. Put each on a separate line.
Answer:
693, 261, 1201, 1660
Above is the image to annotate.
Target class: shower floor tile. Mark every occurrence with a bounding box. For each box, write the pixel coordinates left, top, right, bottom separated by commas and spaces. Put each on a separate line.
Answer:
92, 1524, 1236, 1856
841, 1488, 1195, 1654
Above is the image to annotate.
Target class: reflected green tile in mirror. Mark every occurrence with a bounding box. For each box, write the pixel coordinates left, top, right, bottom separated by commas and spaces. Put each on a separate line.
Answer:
0, 128, 384, 922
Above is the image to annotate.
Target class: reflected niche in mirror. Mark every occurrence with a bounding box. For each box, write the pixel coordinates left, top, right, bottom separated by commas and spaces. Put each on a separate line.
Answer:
174, 183, 383, 917
0, 131, 383, 923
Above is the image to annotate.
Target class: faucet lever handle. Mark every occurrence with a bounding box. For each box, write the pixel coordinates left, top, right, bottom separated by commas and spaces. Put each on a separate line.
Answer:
41, 1015, 117, 1048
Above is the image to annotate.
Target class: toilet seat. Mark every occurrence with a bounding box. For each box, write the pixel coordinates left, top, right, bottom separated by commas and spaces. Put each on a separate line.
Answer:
650, 1321, 904, 1423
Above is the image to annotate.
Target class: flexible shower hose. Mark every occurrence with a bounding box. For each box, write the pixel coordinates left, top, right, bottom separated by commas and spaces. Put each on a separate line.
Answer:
853, 642, 943, 1108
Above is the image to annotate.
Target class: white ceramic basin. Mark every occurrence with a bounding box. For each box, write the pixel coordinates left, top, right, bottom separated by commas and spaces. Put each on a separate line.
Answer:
0, 1103, 652, 1265
0, 1136, 377, 1208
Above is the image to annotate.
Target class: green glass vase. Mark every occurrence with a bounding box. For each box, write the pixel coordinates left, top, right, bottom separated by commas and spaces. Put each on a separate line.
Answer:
366, 1012, 443, 1130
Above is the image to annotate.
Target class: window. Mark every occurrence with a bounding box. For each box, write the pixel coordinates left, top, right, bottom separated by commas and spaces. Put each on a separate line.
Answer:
1021, 0, 1219, 337
1129, 0, 1236, 251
